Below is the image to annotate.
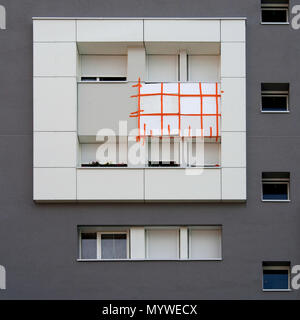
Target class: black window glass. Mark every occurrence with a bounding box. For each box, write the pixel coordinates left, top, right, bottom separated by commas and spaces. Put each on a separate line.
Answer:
262, 9, 287, 23
262, 96, 287, 111
263, 270, 289, 289
262, 183, 288, 200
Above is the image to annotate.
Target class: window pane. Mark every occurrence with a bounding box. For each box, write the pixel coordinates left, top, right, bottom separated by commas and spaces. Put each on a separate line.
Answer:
263, 270, 289, 289
146, 229, 178, 259
101, 234, 127, 259
262, 96, 287, 111
263, 183, 288, 200
189, 229, 221, 259
262, 9, 287, 23
81, 233, 97, 259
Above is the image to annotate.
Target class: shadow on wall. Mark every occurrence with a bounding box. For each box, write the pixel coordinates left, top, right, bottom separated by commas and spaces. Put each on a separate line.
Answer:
0, 265, 5, 290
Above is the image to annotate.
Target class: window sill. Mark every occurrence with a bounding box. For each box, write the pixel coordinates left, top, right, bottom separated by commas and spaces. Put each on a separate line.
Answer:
261, 110, 289, 114
262, 289, 291, 292
260, 22, 289, 25
77, 258, 222, 262
78, 81, 128, 84
77, 166, 221, 170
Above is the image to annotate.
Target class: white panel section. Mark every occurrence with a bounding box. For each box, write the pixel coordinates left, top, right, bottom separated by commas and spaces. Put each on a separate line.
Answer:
130, 227, 145, 259
146, 229, 179, 259
34, 132, 77, 167
77, 20, 143, 42
144, 20, 220, 42
147, 55, 178, 82
221, 77, 246, 132
145, 168, 221, 200
34, 168, 76, 200
77, 169, 144, 200
222, 168, 246, 200
189, 228, 222, 259
180, 227, 188, 259
188, 55, 220, 82
33, 19, 76, 42
221, 132, 246, 167
81, 55, 127, 77
221, 20, 245, 42
34, 77, 77, 131
179, 50, 187, 82
34, 42, 77, 76
221, 42, 245, 78
127, 47, 146, 81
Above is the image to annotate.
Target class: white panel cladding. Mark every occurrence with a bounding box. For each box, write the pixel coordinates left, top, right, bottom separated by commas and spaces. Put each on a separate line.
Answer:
221, 77, 246, 132
221, 20, 246, 42
33, 20, 76, 42
127, 47, 146, 81
130, 227, 145, 259
221, 132, 246, 167
77, 169, 144, 200
145, 168, 221, 200
189, 227, 222, 259
179, 50, 187, 82
146, 228, 179, 259
34, 132, 77, 167
222, 167, 246, 200
76, 20, 143, 42
180, 227, 188, 259
220, 42, 246, 78
34, 42, 77, 76
34, 168, 76, 200
81, 55, 127, 77
34, 77, 77, 131
144, 20, 220, 42
188, 55, 220, 82
147, 55, 178, 82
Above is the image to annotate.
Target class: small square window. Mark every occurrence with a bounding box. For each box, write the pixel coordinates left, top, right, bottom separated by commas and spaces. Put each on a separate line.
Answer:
261, 1, 289, 23
261, 83, 289, 112
263, 262, 290, 290
262, 172, 290, 201
79, 229, 129, 260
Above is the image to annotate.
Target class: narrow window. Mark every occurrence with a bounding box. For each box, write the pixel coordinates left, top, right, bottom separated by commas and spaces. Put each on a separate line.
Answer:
261, 0, 289, 23
262, 172, 290, 201
147, 55, 179, 82
261, 83, 289, 112
263, 262, 290, 290
99, 233, 128, 259
80, 232, 97, 259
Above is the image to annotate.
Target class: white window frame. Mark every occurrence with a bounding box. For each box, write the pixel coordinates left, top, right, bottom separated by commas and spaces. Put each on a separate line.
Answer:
262, 265, 291, 291
261, 90, 289, 113
261, 5, 289, 24
188, 226, 222, 261
261, 179, 290, 202
145, 227, 180, 260
79, 230, 129, 260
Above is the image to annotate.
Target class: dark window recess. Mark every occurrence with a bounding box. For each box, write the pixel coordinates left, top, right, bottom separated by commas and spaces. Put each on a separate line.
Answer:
81, 77, 97, 81
261, 0, 289, 23
263, 270, 289, 289
262, 183, 288, 200
262, 172, 290, 200
261, 83, 289, 112
81, 233, 97, 259
101, 234, 127, 259
148, 161, 180, 167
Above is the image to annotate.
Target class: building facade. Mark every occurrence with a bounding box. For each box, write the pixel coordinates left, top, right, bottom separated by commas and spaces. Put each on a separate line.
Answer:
0, 0, 299, 299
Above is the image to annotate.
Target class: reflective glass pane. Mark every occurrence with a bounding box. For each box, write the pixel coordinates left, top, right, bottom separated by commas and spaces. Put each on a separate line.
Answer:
101, 234, 127, 259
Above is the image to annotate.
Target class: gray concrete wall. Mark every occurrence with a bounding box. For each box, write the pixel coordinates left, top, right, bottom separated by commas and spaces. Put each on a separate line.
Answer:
0, 0, 300, 299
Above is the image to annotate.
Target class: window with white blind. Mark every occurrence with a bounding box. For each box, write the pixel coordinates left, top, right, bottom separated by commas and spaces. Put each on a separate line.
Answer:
146, 228, 179, 259
80, 55, 127, 81
147, 54, 179, 82
188, 55, 220, 82
189, 227, 222, 260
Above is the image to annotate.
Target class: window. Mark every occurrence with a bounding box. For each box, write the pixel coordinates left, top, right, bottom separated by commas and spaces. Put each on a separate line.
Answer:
189, 227, 222, 260
261, 83, 289, 112
261, 0, 289, 23
147, 55, 179, 82
262, 172, 290, 201
79, 230, 129, 260
188, 55, 220, 82
146, 228, 179, 259
263, 262, 290, 290
81, 55, 127, 81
